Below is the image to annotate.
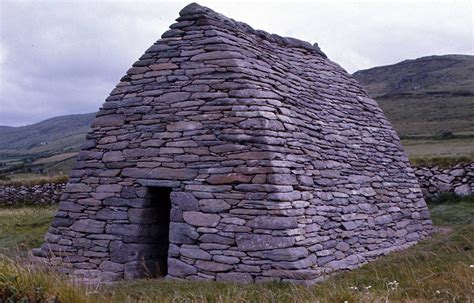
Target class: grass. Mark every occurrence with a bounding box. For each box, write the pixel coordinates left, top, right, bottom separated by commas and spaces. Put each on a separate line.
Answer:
402, 137, 474, 161
0, 196, 473, 302
409, 155, 473, 168
0, 174, 68, 186
33, 152, 78, 165
0, 206, 56, 257
428, 193, 474, 226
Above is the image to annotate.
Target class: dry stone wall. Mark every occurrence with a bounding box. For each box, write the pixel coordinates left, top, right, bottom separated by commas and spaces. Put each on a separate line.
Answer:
3, 163, 471, 206
0, 182, 65, 205
414, 162, 473, 200
33, 3, 432, 284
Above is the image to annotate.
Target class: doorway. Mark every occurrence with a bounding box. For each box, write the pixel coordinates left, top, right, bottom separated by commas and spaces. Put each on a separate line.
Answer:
146, 187, 172, 277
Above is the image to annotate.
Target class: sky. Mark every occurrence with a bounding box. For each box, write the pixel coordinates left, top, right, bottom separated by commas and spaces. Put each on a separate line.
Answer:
0, 0, 472, 127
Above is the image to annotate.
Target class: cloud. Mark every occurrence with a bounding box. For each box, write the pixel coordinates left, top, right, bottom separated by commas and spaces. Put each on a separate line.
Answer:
0, 0, 472, 126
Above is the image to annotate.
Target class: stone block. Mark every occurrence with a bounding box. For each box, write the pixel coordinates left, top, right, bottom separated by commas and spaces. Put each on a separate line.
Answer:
194, 260, 233, 272
180, 247, 212, 260
236, 234, 295, 251
246, 216, 297, 230
168, 258, 197, 277
183, 211, 221, 227
70, 219, 105, 234
169, 222, 199, 244
207, 173, 253, 185
248, 247, 308, 261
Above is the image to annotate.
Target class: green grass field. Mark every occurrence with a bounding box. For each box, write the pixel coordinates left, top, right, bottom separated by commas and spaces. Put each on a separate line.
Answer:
1, 196, 473, 302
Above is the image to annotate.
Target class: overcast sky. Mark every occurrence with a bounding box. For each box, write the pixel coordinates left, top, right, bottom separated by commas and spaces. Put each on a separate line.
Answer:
0, 0, 472, 126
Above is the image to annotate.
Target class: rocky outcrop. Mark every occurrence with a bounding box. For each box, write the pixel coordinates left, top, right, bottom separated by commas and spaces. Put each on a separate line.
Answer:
0, 182, 65, 205
33, 3, 432, 284
414, 163, 473, 200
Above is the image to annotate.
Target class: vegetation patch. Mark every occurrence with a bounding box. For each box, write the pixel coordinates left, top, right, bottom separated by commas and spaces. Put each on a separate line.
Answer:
0, 206, 56, 257
409, 155, 473, 168
428, 193, 474, 226
0, 174, 68, 187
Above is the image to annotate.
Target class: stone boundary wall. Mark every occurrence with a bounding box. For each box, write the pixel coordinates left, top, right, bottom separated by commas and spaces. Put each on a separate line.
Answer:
0, 182, 66, 205
414, 162, 473, 200
1, 163, 472, 206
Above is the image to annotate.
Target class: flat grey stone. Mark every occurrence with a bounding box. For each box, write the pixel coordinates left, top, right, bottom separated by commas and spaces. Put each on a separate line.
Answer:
246, 216, 297, 230
248, 247, 308, 261
169, 223, 199, 244
236, 234, 295, 251
183, 211, 220, 227
168, 258, 197, 277
70, 219, 105, 234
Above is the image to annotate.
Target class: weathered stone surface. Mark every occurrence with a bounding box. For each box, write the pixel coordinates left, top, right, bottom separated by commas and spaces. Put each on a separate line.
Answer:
91, 114, 125, 127
267, 191, 301, 201
170, 192, 199, 210
156, 92, 191, 103
122, 167, 197, 180
454, 184, 471, 196
64, 183, 91, 193
248, 247, 308, 261
246, 216, 298, 230
267, 174, 298, 185
183, 211, 220, 227
103, 151, 124, 162
236, 234, 295, 251
207, 173, 253, 185
180, 247, 212, 260
166, 121, 202, 132
70, 219, 105, 234
169, 223, 199, 244
199, 199, 231, 213
168, 258, 197, 277
96, 208, 128, 220
273, 255, 317, 270
375, 215, 392, 225
150, 62, 178, 70
200, 234, 235, 245
194, 260, 233, 272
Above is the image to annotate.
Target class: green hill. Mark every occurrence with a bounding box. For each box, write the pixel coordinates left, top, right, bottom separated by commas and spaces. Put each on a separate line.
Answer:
353, 54, 474, 161
0, 113, 94, 150
353, 54, 474, 136
0, 113, 95, 177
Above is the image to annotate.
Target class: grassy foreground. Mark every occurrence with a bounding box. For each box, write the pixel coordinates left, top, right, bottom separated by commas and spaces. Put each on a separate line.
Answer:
1, 197, 473, 302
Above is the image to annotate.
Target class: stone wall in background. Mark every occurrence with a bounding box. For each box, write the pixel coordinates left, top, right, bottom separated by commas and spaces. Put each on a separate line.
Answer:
0, 182, 66, 205
414, 162, 473, 200
1, 163, 472, 206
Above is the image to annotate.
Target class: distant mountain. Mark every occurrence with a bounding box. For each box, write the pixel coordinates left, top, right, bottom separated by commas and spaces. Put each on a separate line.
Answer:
353, 54, 474, 136
0, 113, 95, 151
0, 113, 95, 176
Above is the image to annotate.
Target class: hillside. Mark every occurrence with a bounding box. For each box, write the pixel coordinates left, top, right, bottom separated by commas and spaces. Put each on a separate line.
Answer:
353, 54, 474, 136
0, 113, 95, 177
0, 113, 95, 150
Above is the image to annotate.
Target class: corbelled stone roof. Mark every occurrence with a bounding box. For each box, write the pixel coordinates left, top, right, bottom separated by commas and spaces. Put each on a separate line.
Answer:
33, 2, 433, 284
175, 3, 327, 57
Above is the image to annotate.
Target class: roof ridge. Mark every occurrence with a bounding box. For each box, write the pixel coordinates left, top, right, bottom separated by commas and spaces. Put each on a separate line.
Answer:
175, 2, 327, 58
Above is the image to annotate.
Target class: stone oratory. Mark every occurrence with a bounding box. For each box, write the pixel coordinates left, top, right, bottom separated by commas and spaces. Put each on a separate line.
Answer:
33, 3, 432, 283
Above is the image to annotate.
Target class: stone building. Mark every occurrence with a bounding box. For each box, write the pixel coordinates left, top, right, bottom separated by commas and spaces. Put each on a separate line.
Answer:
33, 3, 432, 283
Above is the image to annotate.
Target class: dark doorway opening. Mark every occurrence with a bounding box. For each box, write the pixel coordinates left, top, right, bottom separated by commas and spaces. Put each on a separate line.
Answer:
147, 187, 172, 277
